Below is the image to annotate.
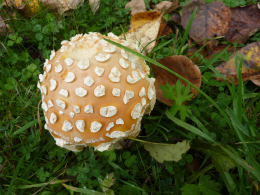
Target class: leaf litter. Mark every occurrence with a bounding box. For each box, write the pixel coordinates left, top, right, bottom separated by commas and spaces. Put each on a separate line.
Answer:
181, 0, 232, 43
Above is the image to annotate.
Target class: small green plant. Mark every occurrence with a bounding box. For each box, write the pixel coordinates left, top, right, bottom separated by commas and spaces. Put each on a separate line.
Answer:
161, 80, 193, 120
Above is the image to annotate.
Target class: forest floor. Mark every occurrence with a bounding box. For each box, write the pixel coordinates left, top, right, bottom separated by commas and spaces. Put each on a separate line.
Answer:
0, 0, 259, 194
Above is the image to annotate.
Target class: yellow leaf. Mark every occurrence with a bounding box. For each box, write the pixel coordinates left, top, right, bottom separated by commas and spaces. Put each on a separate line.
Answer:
216, 41, 260, 85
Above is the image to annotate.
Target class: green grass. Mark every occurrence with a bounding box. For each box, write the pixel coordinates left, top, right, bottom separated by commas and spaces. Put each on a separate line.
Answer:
0, 0, 260, 194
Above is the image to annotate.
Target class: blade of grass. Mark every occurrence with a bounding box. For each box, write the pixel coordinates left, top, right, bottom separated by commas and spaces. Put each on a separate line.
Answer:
152, 38, 174, 53
166, 110, 260, 181
234, 56, 244, 121
177, 8, 197, 54
119, 179, 146, 192
13, 179, 71, 189
189, 115, 210, 135
165, 110, 215, 143
227, 109, 249, 137
62, 183, 104, 195
11, 117, 44, 137
221, 171, 238, 193
219, 145, 260, 181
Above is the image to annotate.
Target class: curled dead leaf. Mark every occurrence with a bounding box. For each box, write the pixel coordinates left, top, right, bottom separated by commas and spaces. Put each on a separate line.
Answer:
125, 0, 146, 16
127, 11, 161, 33
216, 42, 260, 85
124, 11, 172, 54
153, 55, 201, 106
154, 0, 179, 14
224, 5, 260, 43
181, 0, 232, 42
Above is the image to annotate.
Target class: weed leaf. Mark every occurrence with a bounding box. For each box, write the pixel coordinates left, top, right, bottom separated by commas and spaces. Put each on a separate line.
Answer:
161, 81, 193, 120
144, 140, 190, 163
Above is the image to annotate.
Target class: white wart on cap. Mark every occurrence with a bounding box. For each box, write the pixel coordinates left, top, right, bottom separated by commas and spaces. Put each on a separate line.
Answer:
38, 32, 156, 152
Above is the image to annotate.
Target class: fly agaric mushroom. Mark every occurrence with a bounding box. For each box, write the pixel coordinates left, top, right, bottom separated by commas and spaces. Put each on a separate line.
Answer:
37, 32, 156, 152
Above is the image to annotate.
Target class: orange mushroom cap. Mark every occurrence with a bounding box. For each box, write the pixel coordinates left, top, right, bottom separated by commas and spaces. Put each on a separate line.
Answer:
37, 32, 156, 152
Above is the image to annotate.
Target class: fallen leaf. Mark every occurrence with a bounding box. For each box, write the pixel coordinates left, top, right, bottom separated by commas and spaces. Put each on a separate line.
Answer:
5, 0, 84, 15
127, 11, 161, 33
125, 0, 146, 16
154, 0, 179, 14
124, 11, 171, 54
153, 55, 201, 106
224, 5, 260, 43
41, 0, 84, 14
144, 140, 190, 163
216, 42, 260, 85
181, 0, 232, 42
89, 0, 100, 14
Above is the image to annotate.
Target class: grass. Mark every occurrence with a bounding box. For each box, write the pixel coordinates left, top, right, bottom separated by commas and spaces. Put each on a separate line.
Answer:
0, 0, 260, 194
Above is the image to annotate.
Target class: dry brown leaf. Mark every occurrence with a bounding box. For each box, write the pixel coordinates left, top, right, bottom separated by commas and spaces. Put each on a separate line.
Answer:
5, 0, 84, 15
224, 5, 260, 43
89, 0, 100, 14
181, 0, 232, 42
41, 0, 84, 14
125, 0, 146, 16
152, 55, 201, 106
216, 42, 260, 85
154, 0, 179, 14
124, 11, 170, 54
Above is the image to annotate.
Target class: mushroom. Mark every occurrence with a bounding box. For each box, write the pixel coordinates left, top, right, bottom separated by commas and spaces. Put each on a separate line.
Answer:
37, 32, 156, 152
